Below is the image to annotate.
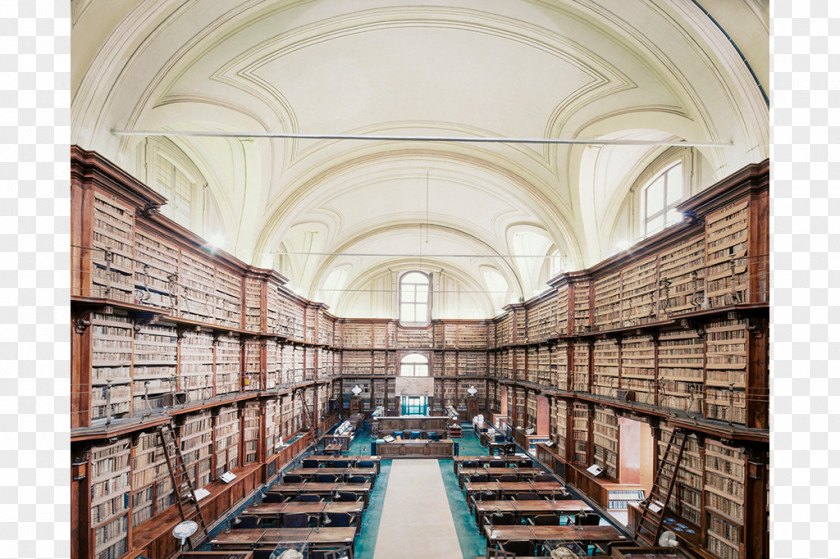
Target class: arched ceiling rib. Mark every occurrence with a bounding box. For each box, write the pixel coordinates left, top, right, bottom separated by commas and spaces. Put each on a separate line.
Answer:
71, 0, 769, 318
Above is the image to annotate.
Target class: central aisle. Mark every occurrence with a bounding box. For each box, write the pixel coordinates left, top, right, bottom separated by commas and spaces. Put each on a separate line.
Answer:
372, 459, 463, 559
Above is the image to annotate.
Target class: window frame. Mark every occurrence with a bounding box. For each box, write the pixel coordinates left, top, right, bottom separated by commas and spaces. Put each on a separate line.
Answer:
399, 353, 429, 377
398, 271, 432, 326
641, 162, 684, 238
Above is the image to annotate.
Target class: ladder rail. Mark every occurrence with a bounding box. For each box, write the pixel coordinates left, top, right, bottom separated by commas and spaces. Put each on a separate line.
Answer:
634, 429, 687, 545
158, 424, 210, 549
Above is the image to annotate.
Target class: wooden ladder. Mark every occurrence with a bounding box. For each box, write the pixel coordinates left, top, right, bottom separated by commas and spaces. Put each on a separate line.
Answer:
634, 428, 687, 546
157, 423, 210, 549
295, 387, 312, 431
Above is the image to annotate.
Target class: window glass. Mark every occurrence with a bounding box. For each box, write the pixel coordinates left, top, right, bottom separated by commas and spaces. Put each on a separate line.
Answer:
642, 163, 683, 238
400, 272, 430, 325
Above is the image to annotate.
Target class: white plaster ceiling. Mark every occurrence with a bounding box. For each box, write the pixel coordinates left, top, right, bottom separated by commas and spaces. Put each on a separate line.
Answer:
71, 0, 769, 316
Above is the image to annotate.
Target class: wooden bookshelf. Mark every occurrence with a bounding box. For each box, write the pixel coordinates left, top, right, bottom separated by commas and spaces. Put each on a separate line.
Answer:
592, 407, 618, 479
658, 425, 703, 527
571, 402, 590, 466
572, 342, 590, 392
132, 322, 177, 413
457, 322, 489, 349
213, 333, 240, 396
658, 328, 704, 414
243, 277, 263, 332
703, 439, 746, 559
658, 233, 706, 317
133, 229, 178, 310
705, 199, 750, 310
572, 282, 591, 334
242, 402, 261, 464
213, 405, 239, 478
396, 325, 434, 348
91, 192, 135, 303
179, 330, 214, 403
178, 410, 213, 490
593, 271, 621, 331
243, 339, 261, 391
620, 256, 658, 326
555, 285, 569, 335
704, 318, 748, 425
90, 312, 133, 422
552, 398, 567, 459
131, 432, 170, 528
90, 438, 132, 559
213, 266, 242, 329
178, 251, 215, 324
554, 342, 569, 391
620, 335, 656, 405
592, 339, 619, 399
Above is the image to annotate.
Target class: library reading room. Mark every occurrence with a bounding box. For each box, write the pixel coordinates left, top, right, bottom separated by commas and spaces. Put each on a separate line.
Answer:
70, 1, 769, 559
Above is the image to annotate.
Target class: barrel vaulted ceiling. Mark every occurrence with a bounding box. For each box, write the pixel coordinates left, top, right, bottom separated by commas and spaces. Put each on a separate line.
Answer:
71, 0, 769, 317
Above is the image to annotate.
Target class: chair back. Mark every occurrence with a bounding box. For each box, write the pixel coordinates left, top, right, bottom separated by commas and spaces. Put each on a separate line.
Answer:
469, 473, 489, 483
533, 473, 553, 482
263, 492, 285, 503
296, 493, 321, 502
325, 511, 354, 528
347, 475, 367, 484
491, 512, 517, 526
283, 512, 311, 528
335, 491, 361, 502
302, 459, 319, 468
357, 460, 374, 468
283, 474, 302, 483
487, 549, 516, 558
317, 473, 338, 483
496, 474, 517, 482
462, 460, 479, 468
232, 515, 259, 529
333, 460, 349, 468
514, 492, 539, 501
309, 545, 352, 559
488, 460, 505, 468
575, 512, 601, 526
531, 514, 560, 526
500, 540, 534, 556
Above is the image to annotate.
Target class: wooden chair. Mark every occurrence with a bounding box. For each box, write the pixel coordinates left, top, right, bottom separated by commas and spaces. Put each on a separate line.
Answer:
296, 493, 323, 502
232, 515, 259, 529
496, 474, 518, 482
283, 512, 314, 528
486, 548, 516, 558
309, 544, 353, 559
527, 514, 560, 526
513, 493, 539, 501
499, 540, 534, 556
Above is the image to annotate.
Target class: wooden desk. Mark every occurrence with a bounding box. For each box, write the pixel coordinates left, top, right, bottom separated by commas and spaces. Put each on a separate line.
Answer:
323, 443, 343, 456
304, 455, 380, 473
210, 527, 356, 551
286, 467, 377, 481
457, 467, 545, 488
483, 524, 625, 545
266, 482, 372, 505
375, 438, 454, 458
454, 455, 532, 473
322, 434, 354, 451
465, 481, 567, 497
610, 547, 697, 558
172, 553, 254, 559
473, 500, 592, 527
242, 501, 364, 518
372, 415, 449, 436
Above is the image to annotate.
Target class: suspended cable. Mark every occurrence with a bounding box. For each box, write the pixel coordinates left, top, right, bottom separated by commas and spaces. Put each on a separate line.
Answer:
111, 129, 733, 147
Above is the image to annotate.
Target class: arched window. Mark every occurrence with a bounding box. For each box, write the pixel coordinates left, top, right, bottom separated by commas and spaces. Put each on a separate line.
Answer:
642, 162, 684, 237
400, 353, 429, 376
399, 271, 431, 325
